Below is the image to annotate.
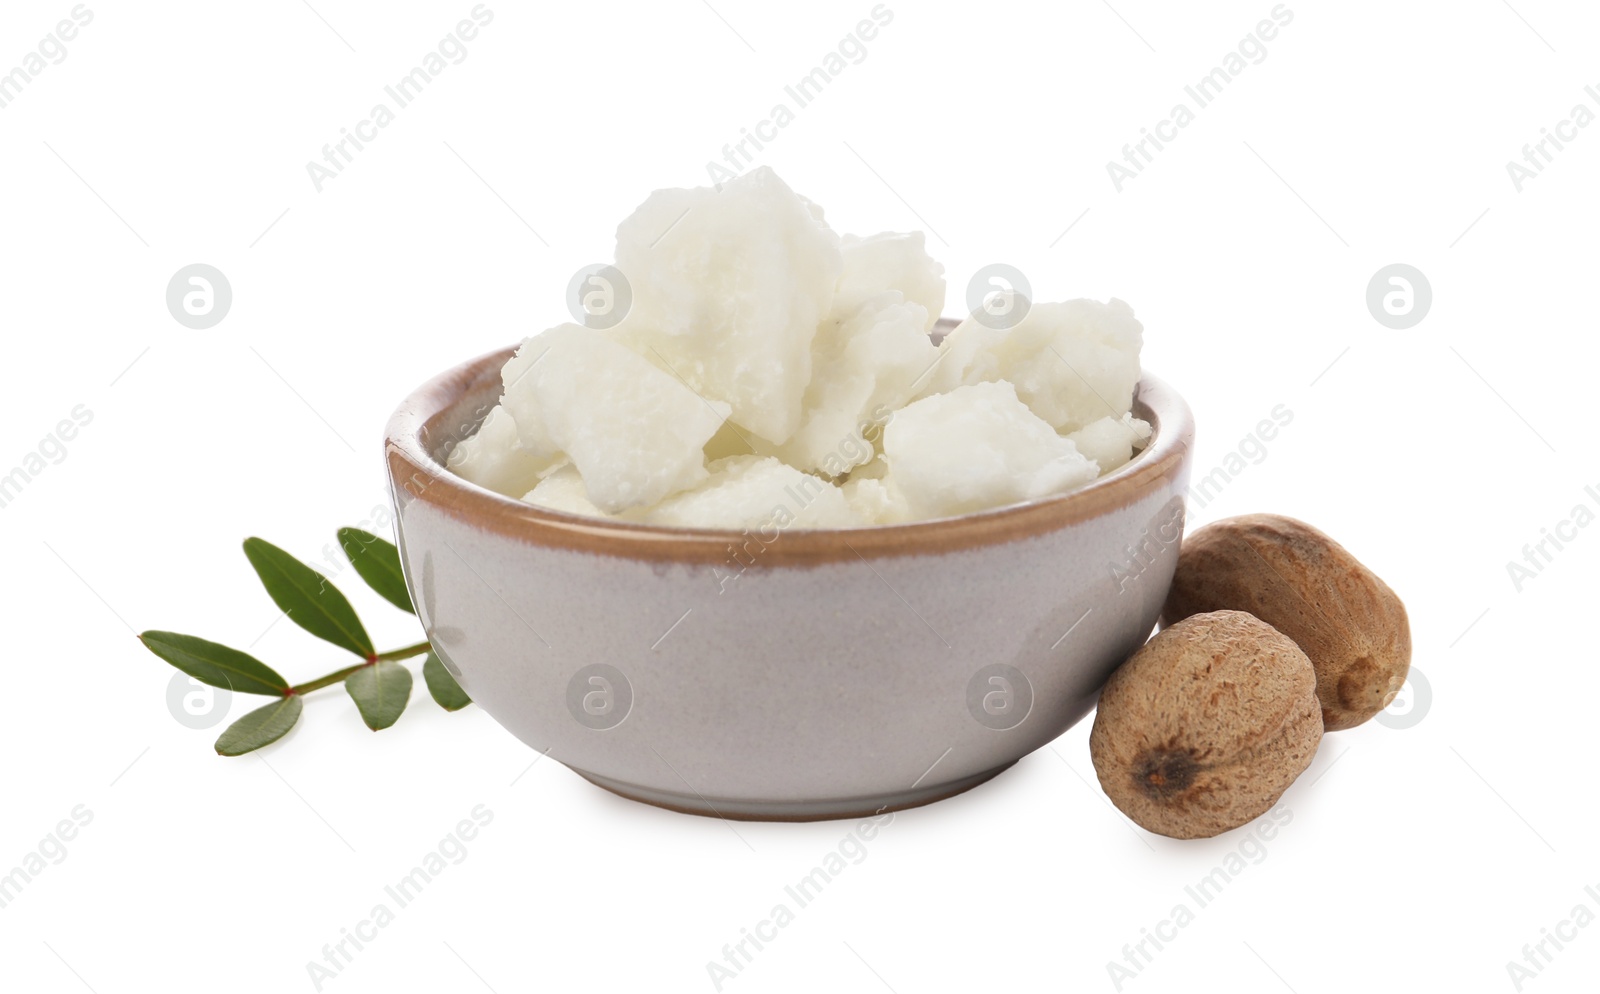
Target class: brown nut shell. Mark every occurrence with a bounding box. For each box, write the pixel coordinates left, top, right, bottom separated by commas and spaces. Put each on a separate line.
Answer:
1161, 513, 1412, 731
1090, 610, 1323, 840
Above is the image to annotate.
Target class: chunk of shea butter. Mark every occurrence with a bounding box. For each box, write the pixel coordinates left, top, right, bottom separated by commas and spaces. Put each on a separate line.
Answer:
883, 381, 1100, 520
779, 293, 936, 475
841, 477, 910, 526
831, 232, 945, 330
703, 419, 795, 466
1067, 413, 1152, 475
921, 295, 1143, 433
612, 166, 842, 445
496, 339, 563, 463
446, 405, 552, 497
502, 324, 727, 513
850, 454, 890, 481
524, 457, 624, 515
642, 456, 859, 530
522, 464, 612, 518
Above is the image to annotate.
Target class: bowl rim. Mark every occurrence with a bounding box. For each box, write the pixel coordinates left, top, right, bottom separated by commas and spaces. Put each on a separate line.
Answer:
385, 337, 1194, 565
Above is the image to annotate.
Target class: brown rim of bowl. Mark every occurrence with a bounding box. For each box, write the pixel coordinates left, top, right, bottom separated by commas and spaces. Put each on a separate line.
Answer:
385, 337, 1194, 566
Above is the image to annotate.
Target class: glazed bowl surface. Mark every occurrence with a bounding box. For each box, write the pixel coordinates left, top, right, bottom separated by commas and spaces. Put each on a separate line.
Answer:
385, 329, 1194, 821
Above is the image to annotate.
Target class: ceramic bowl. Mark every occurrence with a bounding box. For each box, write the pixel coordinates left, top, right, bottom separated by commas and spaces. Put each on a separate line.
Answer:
385, 326, 1194, 821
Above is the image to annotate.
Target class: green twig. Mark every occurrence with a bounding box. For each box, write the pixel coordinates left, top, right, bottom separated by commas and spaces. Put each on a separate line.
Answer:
288, 641, 432, 696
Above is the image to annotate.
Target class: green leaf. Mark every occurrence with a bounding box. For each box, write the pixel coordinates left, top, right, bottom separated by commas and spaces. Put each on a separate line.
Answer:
215, 695, 303, 756
139, 631, 289, 696
345, 661, 413, 730
423, 652, 472, 711
243, 537, 374, 659
338, 527, 414, 614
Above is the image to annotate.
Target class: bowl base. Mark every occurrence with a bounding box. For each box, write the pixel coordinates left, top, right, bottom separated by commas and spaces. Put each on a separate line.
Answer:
570, 761, 1018, 822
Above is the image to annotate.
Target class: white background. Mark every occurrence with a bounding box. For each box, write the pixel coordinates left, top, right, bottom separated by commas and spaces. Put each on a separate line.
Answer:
2, 1, 1596, 991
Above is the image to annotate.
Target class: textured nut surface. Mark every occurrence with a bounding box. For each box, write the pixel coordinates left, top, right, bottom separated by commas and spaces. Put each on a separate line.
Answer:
1090, 611, 1323, 840
1162, 514, 1412, 731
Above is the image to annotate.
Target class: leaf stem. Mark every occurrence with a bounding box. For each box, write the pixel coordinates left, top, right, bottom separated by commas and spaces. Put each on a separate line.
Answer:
287, 641, 432, 696
289, 664, 366, 696
373, 641, 432, 663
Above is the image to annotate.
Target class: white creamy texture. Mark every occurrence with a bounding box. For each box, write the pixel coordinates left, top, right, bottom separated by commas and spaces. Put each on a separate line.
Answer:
840, 476, 909, 526
850, 454, 891, 481
446, 168, 1149, 527
502, 324, 727, 513
777, 293, 936, 475
642, 456, 858, 530
831, 232, 945, 331
445, 405, 552, 497
882, 381, 1102, 521
1066, 413, 1154, 476
496, 341, 563, 463
612, 166, 842, 445
522, 463, 610, 518
701, 420, 772, 463
919, 294, 1144, 433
